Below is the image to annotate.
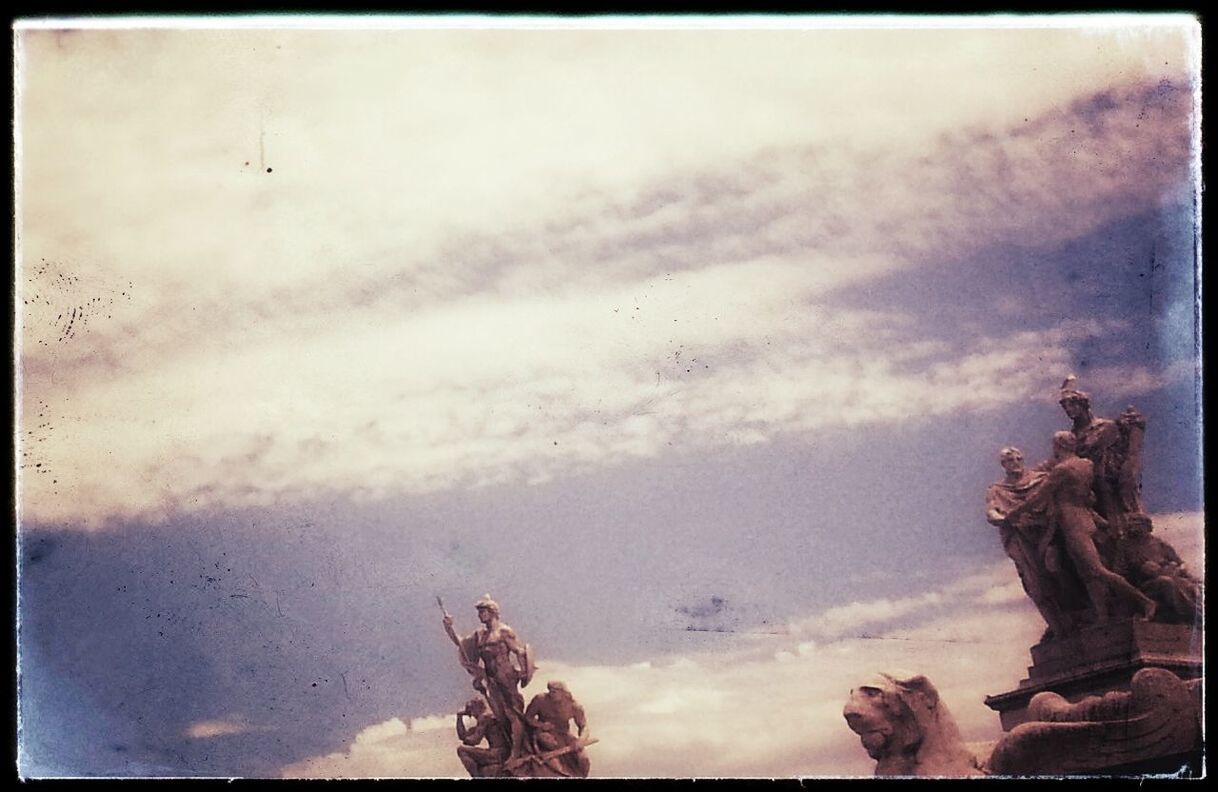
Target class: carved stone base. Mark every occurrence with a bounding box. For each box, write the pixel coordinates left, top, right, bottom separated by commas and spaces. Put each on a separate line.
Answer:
985, 668, 1202, 776
984, 619, 1201, 731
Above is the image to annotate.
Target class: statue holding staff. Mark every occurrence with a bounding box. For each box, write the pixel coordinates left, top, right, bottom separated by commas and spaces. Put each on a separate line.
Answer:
441, 594, 535, 764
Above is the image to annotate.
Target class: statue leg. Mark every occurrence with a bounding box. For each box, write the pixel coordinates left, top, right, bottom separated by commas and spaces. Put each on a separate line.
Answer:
508, 711, 527, 760
1008, 539, 1070, 637
458, 745, 499, 777
1099, 569, 1156, 620
1063, 526, 1155, 622
572, 749, 590, 778
535, 731, 561, 752
490, 685, 529, 761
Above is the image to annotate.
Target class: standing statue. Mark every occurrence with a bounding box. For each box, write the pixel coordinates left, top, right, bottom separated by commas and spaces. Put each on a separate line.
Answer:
984, 447, 1086, 638
1007, 432, 1156, 624
521, 681, 593, 778
441, 595, 535, 766
1056, 376, 1148, 535
455, 698, 509, 777
439, 594, 596, 777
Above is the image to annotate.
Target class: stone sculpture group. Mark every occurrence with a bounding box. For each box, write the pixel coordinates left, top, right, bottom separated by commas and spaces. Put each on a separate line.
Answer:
428, 379, 1199, 778
844, 376, 1203, 777
440, 595, 594, 778
984, 377, 1199, 636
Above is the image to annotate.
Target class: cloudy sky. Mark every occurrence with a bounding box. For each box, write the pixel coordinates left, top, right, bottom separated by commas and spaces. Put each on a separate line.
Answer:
15, 15, 1202, 778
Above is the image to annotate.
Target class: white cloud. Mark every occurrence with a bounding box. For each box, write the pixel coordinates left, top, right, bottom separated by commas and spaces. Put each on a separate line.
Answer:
353, 718, 408, 745
18, 284, 1178, 525
803, 593, 945, 640
787, 563, 1015, 640
1149, 510, 1205, 573
17, 25, 1196, 297
184, 719, 257, 739
280, 715, 456, 779
979, 580, 1028, 606
1074, 360, 1197, 403
406, 714, 451, 734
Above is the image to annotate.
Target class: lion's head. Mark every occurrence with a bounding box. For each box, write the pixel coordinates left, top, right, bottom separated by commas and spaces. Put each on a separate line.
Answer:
843, 671, 982, 777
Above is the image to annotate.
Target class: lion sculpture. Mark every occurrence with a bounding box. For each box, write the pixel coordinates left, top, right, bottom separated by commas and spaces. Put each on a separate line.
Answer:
843, 671, 985, 777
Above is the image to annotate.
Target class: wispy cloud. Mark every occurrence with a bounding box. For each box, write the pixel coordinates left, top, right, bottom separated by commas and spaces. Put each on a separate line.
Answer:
18, 21, 1196, 528
18, 284, 1184, 525
19, 288, 1169, 526
20, 75, 1194, 388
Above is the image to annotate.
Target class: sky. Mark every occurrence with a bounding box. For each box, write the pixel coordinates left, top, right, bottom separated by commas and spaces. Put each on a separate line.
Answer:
13, 15, 1203, 778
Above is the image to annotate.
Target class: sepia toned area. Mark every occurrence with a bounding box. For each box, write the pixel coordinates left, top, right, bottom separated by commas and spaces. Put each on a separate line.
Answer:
843, 377, 1202, 776
14, 18, 1201, 777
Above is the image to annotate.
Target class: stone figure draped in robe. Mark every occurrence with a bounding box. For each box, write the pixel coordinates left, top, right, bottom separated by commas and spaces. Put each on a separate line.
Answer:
985, 446, 1088, 638
1007, 432, 1157, 625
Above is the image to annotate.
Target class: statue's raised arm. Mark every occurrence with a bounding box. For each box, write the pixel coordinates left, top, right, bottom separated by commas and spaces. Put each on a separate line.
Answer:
438, 596, 484, 685
440, 595, 534, 764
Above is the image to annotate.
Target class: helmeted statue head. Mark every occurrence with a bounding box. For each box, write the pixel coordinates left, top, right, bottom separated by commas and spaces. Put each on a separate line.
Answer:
474, 594, 500, 617
1058, 375, 1091, 411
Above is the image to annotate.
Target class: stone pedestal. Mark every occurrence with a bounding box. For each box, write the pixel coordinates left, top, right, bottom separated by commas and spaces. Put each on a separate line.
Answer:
984, 619, 1201, 731
985, 667, 1203, 777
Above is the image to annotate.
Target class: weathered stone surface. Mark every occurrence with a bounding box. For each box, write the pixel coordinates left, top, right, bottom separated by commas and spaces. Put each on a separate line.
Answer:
520, 681, 592, 778
984, 377, 1199, 637
985, 446, 1086, 639
843, 672, 985, 777
985, 619, 1201, 730
847, 667, 1202, 778
986, 668, 1201, 776
1057, 376, 1147, 534
441, 595, 594, 778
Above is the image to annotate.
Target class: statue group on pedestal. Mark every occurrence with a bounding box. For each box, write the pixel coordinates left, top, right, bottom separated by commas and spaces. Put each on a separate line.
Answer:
844, 378, 1203, 776
984, 377, 1200, 639
441, 595, 594, 777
